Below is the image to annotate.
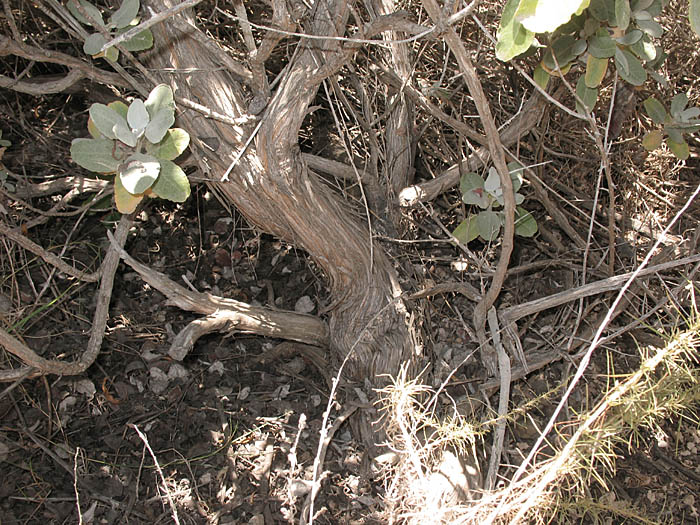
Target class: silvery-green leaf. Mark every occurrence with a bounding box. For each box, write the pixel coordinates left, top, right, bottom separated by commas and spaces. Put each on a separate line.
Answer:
119, 153, 160, 194
145, 108, 175, 144
83, 33, 108, 55
484, 167, 501, 194
680, 107, 700, 121
146, 128, 190, 160
127, 98, 149, 134
667, 138, 689, 160
691, 0, 700, 36
460, 172, 489, 208
452, 216, 480, 244
632, 9, 651, 20
515, 193, 525, 205
630, 36, 656, 61
104, 46, 119, 62
67, 0, 104, 27
588, 30, 617, 59
543, 34, 584, 70
121, 29, 153, 51
615, 29, 642, 45
615, 48, 646, 86
643, 97, 667, 124
144, 84, 175, 119
636, 19, 663, 37
477, 210, 502, 242
113, 119, 137, 147
71, 138, 119, 173
89, 103, 127, 140
631, 0, 653, 10
575, 75, 598, 114
664, 125, 684, 144
108, 101, 129, 119
515, 207, 538, 237
151, 160, 190, 202
114, 172, 144, 213
670, 93, 689, 118
642, 130, 663, 150
615, 0, 631, 30
109, 0, 139, 29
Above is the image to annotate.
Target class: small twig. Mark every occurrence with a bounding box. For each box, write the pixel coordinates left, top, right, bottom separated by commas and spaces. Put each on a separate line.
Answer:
129, 424, 181, 525
485, 307, 510, 490
500, 252, 700, 325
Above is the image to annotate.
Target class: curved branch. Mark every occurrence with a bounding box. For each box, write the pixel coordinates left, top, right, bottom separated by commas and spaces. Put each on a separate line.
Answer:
0, 34, 128, 88
0, 69, 85, 95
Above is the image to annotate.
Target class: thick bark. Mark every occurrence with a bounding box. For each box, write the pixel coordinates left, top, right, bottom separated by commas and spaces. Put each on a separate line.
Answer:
143, 1, 417, 389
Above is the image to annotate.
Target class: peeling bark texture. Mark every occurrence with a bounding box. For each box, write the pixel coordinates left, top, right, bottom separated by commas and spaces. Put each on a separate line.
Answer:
143, 1, 418, 393
370, 0, 416, 231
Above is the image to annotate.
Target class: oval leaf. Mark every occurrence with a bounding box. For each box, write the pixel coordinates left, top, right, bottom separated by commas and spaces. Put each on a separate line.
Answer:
515, 206, 538, 237
151, 160, 191, 202
615, 0, 631, 30
667, 139, 689, 160
127, 98, 149, 134
144, 84, 175, 119
113, 119, 138, 147
477, 210, 502, 241
145, 108, 175, 144
67, 0, 104, 27
615, 48, 646, 85
114, 172, 144, 214
670, 93, 689, 118
460, 172, 489, 208
585, 55, 608, 88
89, 103, 127, 140
691, 0, 700, 36
146, 128, 190, 160
496, 0, 536, 61
588, 30, 617, 58
643, 97, 667, 124
71, 138, 120, 173
119, 153, 160, 194
121, 29, 154, 52
533, 62, 551, 90
83, 33, 108, 55
576, 75, 599, 114
641, 129, 663, 150
109, 0, 139, 29
453, 216, 480, 244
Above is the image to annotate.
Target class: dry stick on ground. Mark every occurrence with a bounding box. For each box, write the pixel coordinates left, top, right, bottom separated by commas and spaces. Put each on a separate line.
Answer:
105, 230, 330, 358
0, 221, 101, 283
421, 0, 515, 376
0, 215, 132, 380
481, 257, 700, 392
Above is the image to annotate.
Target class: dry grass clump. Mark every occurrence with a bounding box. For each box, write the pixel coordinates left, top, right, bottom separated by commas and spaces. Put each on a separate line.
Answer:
373, 299, 700, 524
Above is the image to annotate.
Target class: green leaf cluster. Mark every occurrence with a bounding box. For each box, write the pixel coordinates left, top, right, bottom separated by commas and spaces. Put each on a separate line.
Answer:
67, 0, 153, 62
642, 94, 700, 159
70, 84, 191, 214
497, 0, 674, 113
452, 163, 538, 244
